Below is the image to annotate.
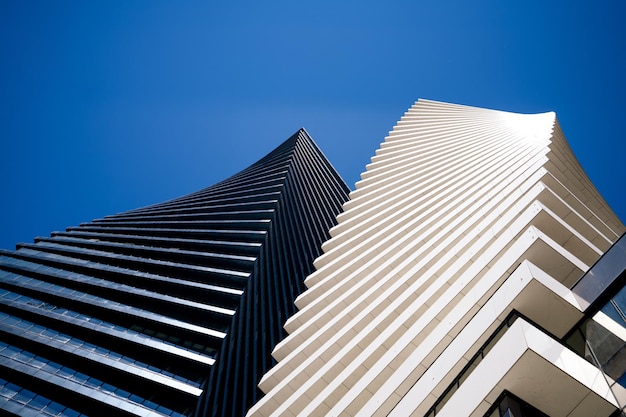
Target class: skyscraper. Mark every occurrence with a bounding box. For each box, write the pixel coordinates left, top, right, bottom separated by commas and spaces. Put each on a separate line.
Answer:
0, 129, 350, 416
248, 100, 626, 416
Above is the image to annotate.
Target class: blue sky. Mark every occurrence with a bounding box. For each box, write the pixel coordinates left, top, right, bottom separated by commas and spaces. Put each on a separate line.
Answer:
1, 1, 625, 250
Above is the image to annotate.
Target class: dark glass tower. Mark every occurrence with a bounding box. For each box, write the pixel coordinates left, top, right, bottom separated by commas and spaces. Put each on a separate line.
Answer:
0, 129, 350, 417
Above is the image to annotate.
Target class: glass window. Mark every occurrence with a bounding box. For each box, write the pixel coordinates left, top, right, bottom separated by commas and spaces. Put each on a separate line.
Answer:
29, 395, 51, 410
0, 382, 20, 398
42, 401, 65, 414
12, 387, 35, 404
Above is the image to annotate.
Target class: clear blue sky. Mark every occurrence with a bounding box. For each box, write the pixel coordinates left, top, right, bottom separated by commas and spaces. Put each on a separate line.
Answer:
1, 1, 625, 250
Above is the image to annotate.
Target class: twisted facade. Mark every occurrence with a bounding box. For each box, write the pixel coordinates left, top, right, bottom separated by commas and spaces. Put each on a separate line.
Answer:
0, 129, 350, 416
248, 100, 626, 416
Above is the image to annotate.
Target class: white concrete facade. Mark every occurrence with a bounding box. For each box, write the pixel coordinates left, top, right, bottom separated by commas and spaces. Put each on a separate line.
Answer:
247, 100, 625, 416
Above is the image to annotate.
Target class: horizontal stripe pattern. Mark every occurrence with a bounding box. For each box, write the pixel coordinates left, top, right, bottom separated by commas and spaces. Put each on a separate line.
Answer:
0, 129, 349, 417
248, 100, 625, 417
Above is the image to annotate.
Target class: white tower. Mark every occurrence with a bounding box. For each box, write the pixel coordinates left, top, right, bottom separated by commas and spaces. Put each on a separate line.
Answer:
248, 100, 626, 417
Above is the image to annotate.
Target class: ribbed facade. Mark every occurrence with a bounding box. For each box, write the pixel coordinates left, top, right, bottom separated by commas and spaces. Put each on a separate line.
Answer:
248, 100, 626, 416
0, 129, 349, 417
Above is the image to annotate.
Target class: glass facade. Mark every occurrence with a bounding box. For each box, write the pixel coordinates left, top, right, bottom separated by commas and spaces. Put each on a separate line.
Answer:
0, 129, 350, 416
566, 287, 626, 408
0, 377, 85, 417
425, 233, 626, 417
564, 232, 626, 413
484, 392, 550, 417
571, 233, 626, 307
